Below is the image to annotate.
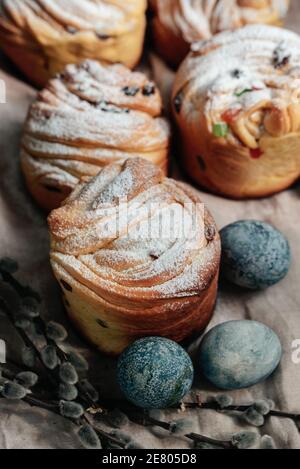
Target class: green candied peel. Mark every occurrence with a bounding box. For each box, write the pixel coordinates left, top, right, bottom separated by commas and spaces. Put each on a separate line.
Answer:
212, 122, 229, 138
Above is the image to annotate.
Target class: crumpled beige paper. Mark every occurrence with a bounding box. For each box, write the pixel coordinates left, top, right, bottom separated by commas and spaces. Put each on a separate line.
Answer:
0, 3, 299, 449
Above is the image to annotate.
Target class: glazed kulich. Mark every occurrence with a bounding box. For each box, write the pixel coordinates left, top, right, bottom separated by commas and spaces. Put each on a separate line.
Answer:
48, 158, 221, 356
172, 25, 300, 199
21, 60, 170, 211
0, 0, 147, 87
150, 0, 289, 67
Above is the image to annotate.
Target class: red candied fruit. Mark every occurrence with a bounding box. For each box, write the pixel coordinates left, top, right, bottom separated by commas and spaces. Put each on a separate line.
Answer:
250, 148, 263, 159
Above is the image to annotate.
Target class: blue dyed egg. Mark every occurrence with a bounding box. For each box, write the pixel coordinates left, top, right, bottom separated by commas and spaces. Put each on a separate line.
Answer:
220, 220, 291, 289
199, 320, 282, 390
117, 337, 194, 409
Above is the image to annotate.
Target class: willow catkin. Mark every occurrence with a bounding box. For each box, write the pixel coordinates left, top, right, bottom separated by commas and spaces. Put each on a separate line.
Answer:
59, 401, 84, 419
41, 345, 59, 370
78, 425, 102, 450
67, 352, 89, 372
58, 383, 78, 402
231, 431, 259, 449
46, 321, 68, 343
1, 381, 28, 400
59, 363, 78, 385
243, 408, 265, 427
16, 371, 38, 389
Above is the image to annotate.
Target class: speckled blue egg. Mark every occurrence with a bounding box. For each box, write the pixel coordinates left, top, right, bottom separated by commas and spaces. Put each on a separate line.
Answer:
220, 220, 291, 290
199, 320, 282, 390
117, 337, 194, 409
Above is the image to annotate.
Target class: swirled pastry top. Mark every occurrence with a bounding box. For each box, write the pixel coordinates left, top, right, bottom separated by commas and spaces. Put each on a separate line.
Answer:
48, 158, 220, 302
0, 0, 146, 38
173, 25, 300, 150
22, 60, 170, 192
150, 0, 289, 44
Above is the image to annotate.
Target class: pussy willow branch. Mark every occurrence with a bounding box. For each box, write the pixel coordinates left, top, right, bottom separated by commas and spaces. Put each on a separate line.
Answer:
0, 396, 126, 449
143, 415, 234, 449
94, 395, 300, 425
0, 369, 230, 451
0, 295, 58, 389
0, 368, 126, 449
1, 359, 239, 450
183, 401, 300, 422
1, 362, 230, 450
0, 271, 97, 409
0, 270, 40, 301
1, 362, 56, 398
34, 314, 97, 409
2, 360, 236, 449
0, 296, 58, 389
0, 271, 127, 448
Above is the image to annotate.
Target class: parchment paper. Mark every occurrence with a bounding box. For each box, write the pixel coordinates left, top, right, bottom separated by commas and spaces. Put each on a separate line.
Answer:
0, 1, 299, 449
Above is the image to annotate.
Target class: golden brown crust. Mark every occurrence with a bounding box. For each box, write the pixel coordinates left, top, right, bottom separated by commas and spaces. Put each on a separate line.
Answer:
172, 25, 300, 199
0, 0, 147, 86
150, 0, 289, 67
48, 158, 221, 355
21, 60, 170, 211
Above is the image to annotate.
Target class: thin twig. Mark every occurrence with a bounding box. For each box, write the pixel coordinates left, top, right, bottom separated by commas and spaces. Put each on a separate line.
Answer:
184, 401, 300, 422
185, 433, 234, 449
0, 270, 40, 301
138, 414, 234, 449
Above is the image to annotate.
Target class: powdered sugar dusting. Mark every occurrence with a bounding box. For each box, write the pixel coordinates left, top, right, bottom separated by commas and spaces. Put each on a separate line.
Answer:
1, 0, 147, 35
174, 24, 300, 148
49, 158, 220, 302
151, 0, 288, 45
21, 60, 170, 201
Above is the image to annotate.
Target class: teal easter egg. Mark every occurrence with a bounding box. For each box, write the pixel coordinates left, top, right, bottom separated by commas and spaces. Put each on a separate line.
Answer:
220, 220, 291, 289
117, 337, 194, 409
199, 320, 282, 390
